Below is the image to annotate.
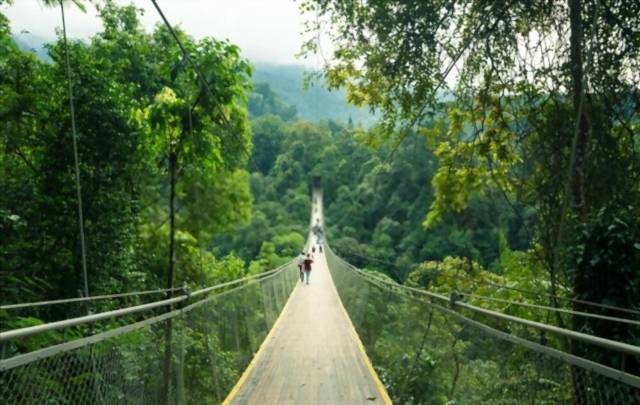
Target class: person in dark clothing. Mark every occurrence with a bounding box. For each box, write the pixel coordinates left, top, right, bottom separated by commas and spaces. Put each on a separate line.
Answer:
303, 254, 314, 285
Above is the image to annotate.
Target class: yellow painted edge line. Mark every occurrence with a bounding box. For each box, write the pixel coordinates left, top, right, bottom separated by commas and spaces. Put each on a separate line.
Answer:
329, 264, 393, 405
222, 274, 299, 404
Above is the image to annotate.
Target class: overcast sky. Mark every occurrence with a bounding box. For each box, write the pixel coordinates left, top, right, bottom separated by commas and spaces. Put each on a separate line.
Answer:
2, 0, 325, 67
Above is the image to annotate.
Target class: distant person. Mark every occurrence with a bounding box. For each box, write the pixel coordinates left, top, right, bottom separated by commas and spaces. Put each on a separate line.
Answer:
319, 244, 323, 253
312, 246, 316, 254
297, 252, 306, 282
303, 254, 314, 285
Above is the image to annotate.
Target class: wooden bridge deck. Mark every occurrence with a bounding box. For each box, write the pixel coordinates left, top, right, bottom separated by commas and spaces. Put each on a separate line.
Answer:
224, 208, 391, 404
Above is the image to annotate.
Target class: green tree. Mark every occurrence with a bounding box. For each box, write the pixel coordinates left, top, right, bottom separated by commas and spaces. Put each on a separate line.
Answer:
249, 114, 288, 175
301, 0, 640, 363
1, 1, 255, 313
248, 82, 297, 121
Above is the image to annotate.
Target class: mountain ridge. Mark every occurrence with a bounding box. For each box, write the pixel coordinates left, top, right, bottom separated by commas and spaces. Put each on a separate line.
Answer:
12, 35, 376, 126
251, 63, 377, 127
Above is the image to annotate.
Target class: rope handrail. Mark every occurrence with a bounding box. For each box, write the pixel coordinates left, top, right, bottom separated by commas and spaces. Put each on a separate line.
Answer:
356, 275, 640, 389
0, 295, 187, 343
332, 247, 639, 322
0, 265, 293, 372
0, 287, 186, 311
332, 247, 640, 316
330, 251, 640, 357
0, 264, 289, 343
480, 279, 640, 316
455, 291, 640, 326
355, 266, 639, 325
426, 293, 640, 389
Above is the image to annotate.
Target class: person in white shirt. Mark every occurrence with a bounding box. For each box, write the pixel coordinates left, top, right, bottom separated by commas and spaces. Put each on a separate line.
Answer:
297, 252, 306, 282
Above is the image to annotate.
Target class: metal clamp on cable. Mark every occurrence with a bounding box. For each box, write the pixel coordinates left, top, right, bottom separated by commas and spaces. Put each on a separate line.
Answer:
183, 286, 192, 299
449, 291, 462, 306
180, 286, 192, 310
539, 331, 547, 346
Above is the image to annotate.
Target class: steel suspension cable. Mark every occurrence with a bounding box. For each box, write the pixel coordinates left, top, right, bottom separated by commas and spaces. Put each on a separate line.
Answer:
335, 246, 640, 317
353, 262, 639, 327
334, 248, 404, 281
355, 265, 640, 356
396, 304, 434, 403
432, 270, 640, 321
0, 287, 186, 310
143, 8, 255, 401
435, 265, 640, 317
0, 263, 290, 343
470, 280, 640, 317
330, 251, 640, 357
149, 0, 213, 102
0, 239, 289, 311
59, 0, 89, 300
380, 281, 640, 390
383, 2, 513, 162
0, 264, 296, 377
149, 0, 251, 163
454, 291, 640, 326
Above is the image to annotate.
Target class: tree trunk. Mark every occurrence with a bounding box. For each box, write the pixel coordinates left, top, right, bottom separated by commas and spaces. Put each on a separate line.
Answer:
568, 1, 591, 404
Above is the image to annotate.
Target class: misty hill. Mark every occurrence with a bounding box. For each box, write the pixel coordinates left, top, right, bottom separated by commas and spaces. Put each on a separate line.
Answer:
13, 33, 51, 61
252, 63, 377, 127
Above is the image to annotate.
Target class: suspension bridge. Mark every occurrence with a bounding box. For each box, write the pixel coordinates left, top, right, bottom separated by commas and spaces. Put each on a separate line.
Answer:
1, 190, 639, 404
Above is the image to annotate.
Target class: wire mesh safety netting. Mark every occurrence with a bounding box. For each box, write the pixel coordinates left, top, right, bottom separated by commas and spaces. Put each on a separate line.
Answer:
0, 262, 298, 405
325, 247, 640, 405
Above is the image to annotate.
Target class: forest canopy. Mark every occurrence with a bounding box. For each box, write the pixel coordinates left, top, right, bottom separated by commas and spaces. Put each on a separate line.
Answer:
2, 0, 638, 341
1, 1, 639, 403
1, 1, 254, 314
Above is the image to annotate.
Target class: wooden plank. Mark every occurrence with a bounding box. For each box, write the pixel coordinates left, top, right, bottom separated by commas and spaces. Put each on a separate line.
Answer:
224, 222, 391, 404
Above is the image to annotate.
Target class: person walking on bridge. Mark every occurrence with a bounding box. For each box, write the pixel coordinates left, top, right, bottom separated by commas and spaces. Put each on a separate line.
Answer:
303, 253, 314, 285
297, 252, 305, 282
